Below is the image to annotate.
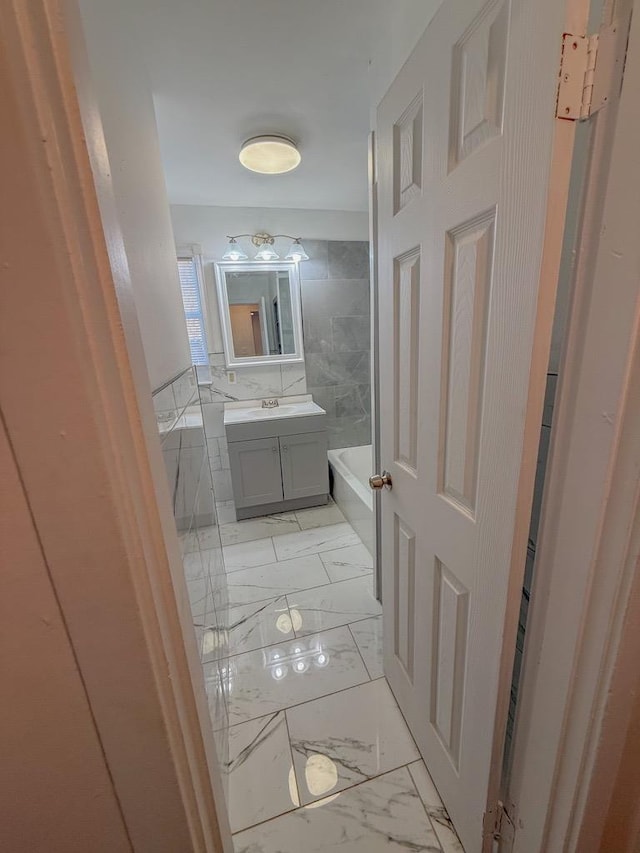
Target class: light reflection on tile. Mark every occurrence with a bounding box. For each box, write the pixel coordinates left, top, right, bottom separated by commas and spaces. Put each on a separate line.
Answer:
227, 712, 298, 833
287, 679, 420, 805
233, 767, 442, 853
287, 576, 380, 637
225, 597, 294, 657
221, 625, 370, 726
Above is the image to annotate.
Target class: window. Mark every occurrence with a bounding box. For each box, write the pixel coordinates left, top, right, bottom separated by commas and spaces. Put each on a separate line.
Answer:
177, 257, 209, 367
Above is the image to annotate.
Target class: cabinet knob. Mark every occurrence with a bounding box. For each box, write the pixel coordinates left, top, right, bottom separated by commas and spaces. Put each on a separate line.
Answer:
272, 446, 278, 452
282, 445, 288, 452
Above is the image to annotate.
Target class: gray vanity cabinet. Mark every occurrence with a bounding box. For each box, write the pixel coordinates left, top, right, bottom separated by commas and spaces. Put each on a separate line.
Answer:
228, 437, 284, 509
226, 413, 329, 519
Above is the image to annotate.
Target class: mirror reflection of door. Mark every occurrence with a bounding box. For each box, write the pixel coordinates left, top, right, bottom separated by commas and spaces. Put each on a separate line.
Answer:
224, 269, 296, 359
229, 303, 266, 357
215, 262, 304, 367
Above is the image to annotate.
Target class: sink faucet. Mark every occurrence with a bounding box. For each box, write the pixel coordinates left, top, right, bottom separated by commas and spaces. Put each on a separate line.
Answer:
261, 398, 279, 408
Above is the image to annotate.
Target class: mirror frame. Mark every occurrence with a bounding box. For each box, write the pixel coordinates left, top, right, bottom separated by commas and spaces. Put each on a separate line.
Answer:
214, 261, 305, 368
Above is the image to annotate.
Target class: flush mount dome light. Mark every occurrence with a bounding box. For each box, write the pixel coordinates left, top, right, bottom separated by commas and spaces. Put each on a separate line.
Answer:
239, 135, 301, 174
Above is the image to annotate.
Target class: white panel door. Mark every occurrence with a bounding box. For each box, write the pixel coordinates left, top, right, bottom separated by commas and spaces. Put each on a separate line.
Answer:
377, 0, 571, 849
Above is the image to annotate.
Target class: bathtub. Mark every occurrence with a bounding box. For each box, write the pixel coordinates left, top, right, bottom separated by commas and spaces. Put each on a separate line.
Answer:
328, 445, 374, 557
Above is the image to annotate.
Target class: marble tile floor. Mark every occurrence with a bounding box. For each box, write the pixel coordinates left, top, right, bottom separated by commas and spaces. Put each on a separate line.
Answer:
205, 504, 464, 851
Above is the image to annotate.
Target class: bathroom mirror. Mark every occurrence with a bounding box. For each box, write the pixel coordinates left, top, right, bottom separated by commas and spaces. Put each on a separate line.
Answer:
214, 261, 304, 368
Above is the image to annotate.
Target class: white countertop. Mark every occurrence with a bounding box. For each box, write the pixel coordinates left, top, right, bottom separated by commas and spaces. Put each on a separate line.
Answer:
223, 394, 326, 426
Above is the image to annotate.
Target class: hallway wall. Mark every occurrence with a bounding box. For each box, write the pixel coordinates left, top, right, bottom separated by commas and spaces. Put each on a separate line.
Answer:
171, 204, 369, 259
0, 421, 131, 852
78, 0, 191, 391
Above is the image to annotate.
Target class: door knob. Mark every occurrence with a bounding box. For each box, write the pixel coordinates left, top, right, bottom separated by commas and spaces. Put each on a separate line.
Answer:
369, 471, 392, 490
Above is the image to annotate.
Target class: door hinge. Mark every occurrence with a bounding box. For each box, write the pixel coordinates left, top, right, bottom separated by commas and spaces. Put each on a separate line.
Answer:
483, 801, 515, 851
556, 17, 629, 121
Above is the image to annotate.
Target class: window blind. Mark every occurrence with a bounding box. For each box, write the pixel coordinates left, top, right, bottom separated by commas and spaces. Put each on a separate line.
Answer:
177, 257, 209, 366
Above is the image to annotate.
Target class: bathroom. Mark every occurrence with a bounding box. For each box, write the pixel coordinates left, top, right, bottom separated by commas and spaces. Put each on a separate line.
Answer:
5, 0, 640, 848
129, 0, 489, 846
156, 207, 407, 842
143, 19, 457, 838
58, 0, 586, 849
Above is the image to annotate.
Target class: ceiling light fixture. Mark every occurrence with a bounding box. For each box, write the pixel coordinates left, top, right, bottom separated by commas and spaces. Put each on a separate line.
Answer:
239, 135, 301, 174
222, 233, 310, 263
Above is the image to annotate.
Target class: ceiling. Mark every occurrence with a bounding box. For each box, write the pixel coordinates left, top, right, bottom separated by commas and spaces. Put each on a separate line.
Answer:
130, 0, 442, 212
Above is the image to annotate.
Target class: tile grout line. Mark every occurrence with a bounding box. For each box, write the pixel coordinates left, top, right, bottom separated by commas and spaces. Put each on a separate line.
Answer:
220, 513, 348, 548
347, 621, 376, 681
230, 762, 441, 841
227, 672, 386, 729
282, 709, 303, 811
227, 711, 301, 836
406, 763, 447, 853
218, 606, 381, 663
231, 751, 451, 851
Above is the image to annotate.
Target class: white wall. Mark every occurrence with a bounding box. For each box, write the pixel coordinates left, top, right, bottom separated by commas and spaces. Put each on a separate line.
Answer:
79, 0, 191, 391
171, 205, 369, 260
0, 409, 131, 853
368, 0, 444, 121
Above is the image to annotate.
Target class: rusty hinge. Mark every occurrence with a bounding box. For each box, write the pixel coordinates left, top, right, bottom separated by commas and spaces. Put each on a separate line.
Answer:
483, 801, 515, 851
556, 17, 630, 121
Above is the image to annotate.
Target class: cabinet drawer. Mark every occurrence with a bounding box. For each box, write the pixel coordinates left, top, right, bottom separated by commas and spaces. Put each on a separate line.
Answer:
225, 413, 326, 443
228, 437, 284, 508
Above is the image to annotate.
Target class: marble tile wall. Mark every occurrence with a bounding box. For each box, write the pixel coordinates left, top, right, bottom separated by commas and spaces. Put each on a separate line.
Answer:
299, 240, 371, 450
152, 366, 230, 781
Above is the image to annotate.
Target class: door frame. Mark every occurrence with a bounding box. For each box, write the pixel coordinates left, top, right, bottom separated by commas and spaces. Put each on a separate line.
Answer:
0, 1, 231, 849
368, 130, 383, 601
508, 0, 640, 849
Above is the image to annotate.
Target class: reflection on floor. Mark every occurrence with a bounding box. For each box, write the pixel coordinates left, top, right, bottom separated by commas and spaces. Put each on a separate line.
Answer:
206, 502, 464, 852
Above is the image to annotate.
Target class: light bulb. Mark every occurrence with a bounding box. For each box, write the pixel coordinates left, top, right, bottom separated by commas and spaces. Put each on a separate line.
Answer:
273, 665, 287, 680
254, 244, 280, 261
285, 239, 309, 262
222, 237, 248, 261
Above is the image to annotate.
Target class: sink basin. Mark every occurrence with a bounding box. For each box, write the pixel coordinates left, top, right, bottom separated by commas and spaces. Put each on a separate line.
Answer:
224, 399, 325, 425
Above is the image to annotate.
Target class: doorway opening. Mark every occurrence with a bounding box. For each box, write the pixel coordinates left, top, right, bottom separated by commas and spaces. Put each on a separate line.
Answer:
73, 0, 605, 849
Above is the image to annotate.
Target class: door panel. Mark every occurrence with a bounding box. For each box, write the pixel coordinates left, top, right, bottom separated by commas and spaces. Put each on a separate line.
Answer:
228, 438, 283, 508
280, 432, 328, 500
377, 0, 570, 848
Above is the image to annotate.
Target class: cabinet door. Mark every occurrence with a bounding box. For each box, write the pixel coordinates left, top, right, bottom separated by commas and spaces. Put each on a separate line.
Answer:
228, 437, 284, 508
280, 432, 329, 501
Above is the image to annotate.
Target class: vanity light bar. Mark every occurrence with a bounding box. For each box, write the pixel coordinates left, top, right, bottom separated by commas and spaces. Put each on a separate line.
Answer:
222, 233, 309, 262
